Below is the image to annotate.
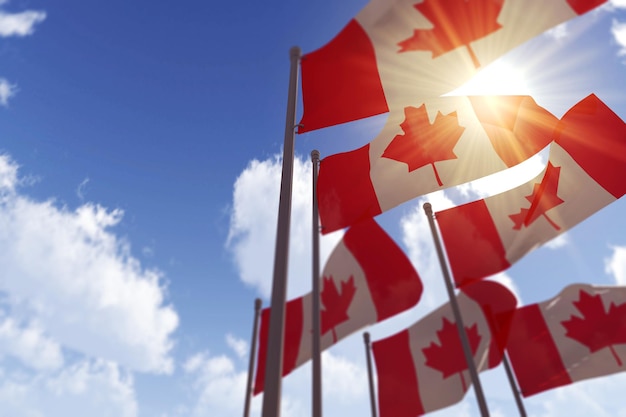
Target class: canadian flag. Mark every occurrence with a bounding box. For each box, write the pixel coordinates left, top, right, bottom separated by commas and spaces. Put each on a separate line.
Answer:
318, 95, 559, 234
372, 280, 517, 417
436, 94, 626, 286
299, 0, 607, 132
507, 283, 626, 396
253, 218, 422, 394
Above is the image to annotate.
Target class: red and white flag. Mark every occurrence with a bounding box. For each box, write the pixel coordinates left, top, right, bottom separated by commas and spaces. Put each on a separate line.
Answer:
507, 283, 626, 396
437, 94, 626, 286
253, 218, 422, 394
299, 0, 607, 132
372, 280, 517, 417
318, 95, 559, 234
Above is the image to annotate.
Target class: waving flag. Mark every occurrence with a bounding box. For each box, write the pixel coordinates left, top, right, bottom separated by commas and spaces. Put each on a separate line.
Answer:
318, 95, 559, 234
372, 280, 517, 417
507, 283, 626, 397
436, 94, 626, 286
253, 219, 422, 395
299, 0, 607, 132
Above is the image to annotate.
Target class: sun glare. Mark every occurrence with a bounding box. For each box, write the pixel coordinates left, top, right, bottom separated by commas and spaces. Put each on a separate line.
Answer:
446, 60, 532, 96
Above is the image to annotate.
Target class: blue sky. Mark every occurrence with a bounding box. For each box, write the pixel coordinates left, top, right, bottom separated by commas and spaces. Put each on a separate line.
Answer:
0, 0, 626, 416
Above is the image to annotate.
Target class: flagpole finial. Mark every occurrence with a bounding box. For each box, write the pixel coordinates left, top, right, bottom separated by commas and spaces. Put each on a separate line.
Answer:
290, 46, 302, 59
423, 202, 433, 217
254, 298, 262, 311
363, 331, 370, 344
311, 149, 320, 161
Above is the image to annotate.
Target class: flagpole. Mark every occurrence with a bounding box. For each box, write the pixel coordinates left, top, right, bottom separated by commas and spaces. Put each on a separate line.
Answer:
311, 149, 322, 417
243, 298, 263, 417
261, 46, 301, 417
502, 353, 527, 417
423, 202, 491, 417
363, 332, 378, 417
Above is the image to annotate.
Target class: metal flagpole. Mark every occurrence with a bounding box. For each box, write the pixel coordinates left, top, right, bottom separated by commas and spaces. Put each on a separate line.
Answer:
502, 353, 528, 417
311, 150, 322, 417
363, 332, 378, 417
261, 46, 302, 417
423, 202, 491, 417
243, 298, 263, 417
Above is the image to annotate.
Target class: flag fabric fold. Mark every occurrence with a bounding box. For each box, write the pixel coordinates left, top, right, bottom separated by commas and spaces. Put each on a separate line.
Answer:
372, 280, 517, 417
299, 0, 607, 132
507, 283, 626, 397
436, 94, 626, 286
318, 95, 559, 234
253, 218, 422, 395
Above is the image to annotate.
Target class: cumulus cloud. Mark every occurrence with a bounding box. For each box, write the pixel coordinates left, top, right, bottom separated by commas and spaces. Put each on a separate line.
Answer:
0, 78, 17, 106
0, 315, 63, 370
227, 155, 343, 299
400, 192, 457, 310
321, 351, 368, 403
0, 360, 138, 417
610, 0, 626, 8
611, 19, 626, 56
0, 154, 178, 374
0, 7, 46, 37
183, 349, 267, 417
545, 22, 569, 40
604, 245, 626, 285
226, 333, 248, 360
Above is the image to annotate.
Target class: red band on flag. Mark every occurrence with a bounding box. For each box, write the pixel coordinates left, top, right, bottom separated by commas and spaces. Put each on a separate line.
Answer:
436, 200, 510, 286
318, 145, 381, 234
344, 218, 422, 321
554, 94, 626, 199
567, 0, 607, 15
463, 280, 517, 367
506, 304, 572, 397
253, 298, 304, 395
373, 329, 424, 417
299, 19, 388, 133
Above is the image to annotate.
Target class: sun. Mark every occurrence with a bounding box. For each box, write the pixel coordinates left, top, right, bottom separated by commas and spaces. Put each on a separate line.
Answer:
446, 59, 532, 96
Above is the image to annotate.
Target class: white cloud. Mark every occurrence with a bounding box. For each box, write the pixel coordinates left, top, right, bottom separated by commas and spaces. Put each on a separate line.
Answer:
545, 22, 569, 40
183, 350, 265, 417
0, 154, 178, 374
0, 78, 17, 106
610, 0, 626, 8
0, 360, 138, 417
400, 192, 456, 311
226, 333, 248, 360
0, 315, 63, 370
604, 245, 626, 285
0, 8, 46, 37
76, 177, 89, 201
611, 19, 626, 56
544, 233, 569, 249
321, 351, 367, 403
227, 155, 343, 299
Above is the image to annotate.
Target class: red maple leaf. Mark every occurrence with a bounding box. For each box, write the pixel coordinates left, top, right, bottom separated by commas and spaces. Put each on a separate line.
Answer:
561, 290, 626, 366
321, 275, 357, 343
422, 317, 481, 391
398, 0, 505, 68
509, 162, 564, 231
382, 105, 465, 186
